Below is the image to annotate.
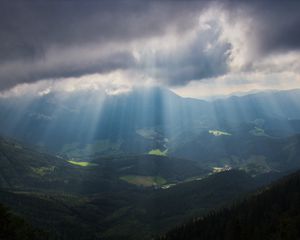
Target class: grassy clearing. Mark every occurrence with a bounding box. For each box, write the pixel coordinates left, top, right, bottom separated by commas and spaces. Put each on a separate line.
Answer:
209, 130, 232, 136
120, 175, 167, 187
67, 160, 98, 167
212, 165, 232, 173
148, 149, 168, 156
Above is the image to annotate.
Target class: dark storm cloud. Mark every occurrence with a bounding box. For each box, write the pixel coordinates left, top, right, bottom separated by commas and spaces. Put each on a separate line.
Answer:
0, 0, 299, 90
0, 51, 137, 90
0, 0, 205, 62
0, 0, 209, 90
224, 0, 300, 55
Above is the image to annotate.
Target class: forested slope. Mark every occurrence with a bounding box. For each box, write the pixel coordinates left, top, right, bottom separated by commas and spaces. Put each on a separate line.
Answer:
159, 170, 300, 240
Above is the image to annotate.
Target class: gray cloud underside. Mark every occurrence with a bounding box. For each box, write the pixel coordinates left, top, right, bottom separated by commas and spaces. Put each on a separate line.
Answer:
225, 0, 300, 55
0, 0, 299, 90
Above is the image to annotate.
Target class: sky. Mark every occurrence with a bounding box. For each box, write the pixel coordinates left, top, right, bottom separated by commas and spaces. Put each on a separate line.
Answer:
0, 0, 300, 99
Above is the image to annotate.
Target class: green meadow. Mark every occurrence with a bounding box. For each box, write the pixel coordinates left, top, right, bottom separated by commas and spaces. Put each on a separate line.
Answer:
148, 149, 168, 156
67, 160, 98, 167
120, 175, 167, 187
209, 130, 232, 136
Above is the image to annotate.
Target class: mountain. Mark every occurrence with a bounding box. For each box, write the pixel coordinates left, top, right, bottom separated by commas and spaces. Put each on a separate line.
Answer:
0, 136, 73, 190
0, 136, 209, 194
1, 88, 300, 158
1, 88, 300, 239
0, 87, 197, 153
0, 136, 287, 240
159, 169, 300, 240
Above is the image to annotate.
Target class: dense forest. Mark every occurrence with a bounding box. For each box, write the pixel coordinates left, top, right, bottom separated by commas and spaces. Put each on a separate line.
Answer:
159, 170, 300, 240
0, 203, 47, 240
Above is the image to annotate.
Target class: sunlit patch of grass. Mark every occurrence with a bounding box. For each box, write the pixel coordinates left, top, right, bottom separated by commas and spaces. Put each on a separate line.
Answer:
148, 149, 168, 156
209, 130, 232, 136
212, 165, 232, 173
120, 175, 167, 187
67, 160, 98, 167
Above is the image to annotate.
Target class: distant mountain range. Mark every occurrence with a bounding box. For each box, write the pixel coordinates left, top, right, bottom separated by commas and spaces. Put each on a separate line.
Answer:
1, 87, 300, 169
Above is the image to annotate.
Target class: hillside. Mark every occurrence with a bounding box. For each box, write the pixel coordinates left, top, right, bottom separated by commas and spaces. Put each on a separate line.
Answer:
171, 131, 300, 171
0, 169, 284, 240
0, 203, 47, 240
159, 170, 300, 240
0, 135, 295, 239
0, 131, 298, 239
0, 136, 209, 193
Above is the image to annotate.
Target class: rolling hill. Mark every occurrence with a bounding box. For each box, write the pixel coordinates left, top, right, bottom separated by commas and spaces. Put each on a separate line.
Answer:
159, 169, 300, 240
0, 136, 288, 240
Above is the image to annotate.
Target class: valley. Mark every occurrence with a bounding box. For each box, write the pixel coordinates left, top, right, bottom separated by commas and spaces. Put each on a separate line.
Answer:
0, 88, 300, 239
